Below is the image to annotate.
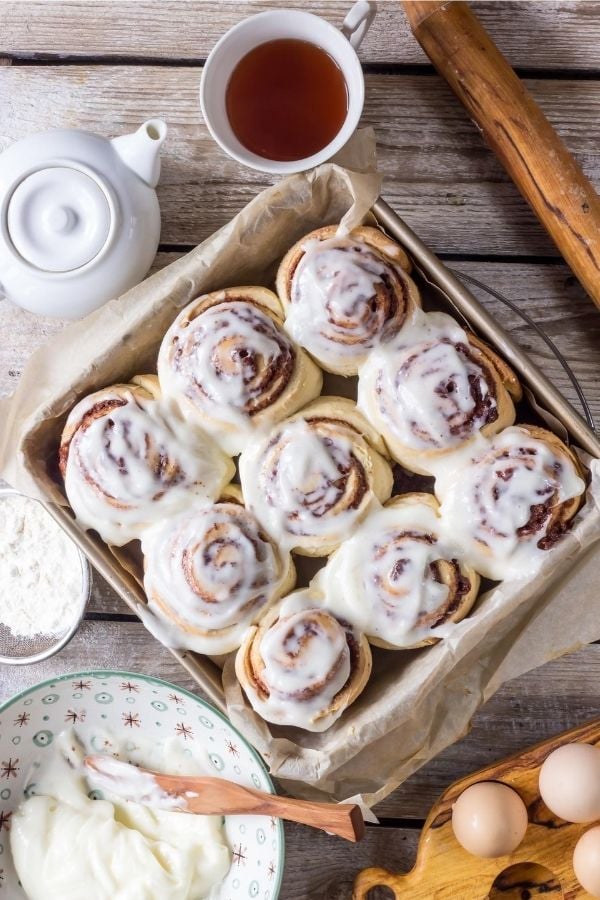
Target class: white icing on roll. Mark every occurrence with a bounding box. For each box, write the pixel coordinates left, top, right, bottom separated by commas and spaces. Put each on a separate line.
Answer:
285, 237, 407, 371
159, 300, 297, 453
238, 418, 374, 552
141, 501, 291, 654
358, 311, 497, 455
436, 426, 585, 581
63, 391, 233, 546
314, 500, 468, 647
244, 590, 354, 731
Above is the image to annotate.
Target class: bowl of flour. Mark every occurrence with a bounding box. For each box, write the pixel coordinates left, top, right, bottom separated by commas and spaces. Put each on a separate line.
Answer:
0, 487, 90, 664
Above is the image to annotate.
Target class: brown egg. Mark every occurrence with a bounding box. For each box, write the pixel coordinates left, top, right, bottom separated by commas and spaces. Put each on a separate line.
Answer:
574, 826, 600, 897
451, 781, 528, 858
539, 743, 600, 823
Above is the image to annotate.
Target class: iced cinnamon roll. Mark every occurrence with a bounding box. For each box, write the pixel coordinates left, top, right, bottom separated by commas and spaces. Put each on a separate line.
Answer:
141, 486, 295, 655
436, 425, 586, 581
314, 493, 480, 650
276, 225, 421, 375
238, 396, 393, 556
358, 311, 522, 476
235, 589, 372, 732
157, 287, 322, 455
59, 376, 234, 546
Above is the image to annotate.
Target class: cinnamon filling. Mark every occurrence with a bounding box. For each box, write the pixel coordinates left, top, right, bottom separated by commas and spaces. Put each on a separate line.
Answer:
291, 240, 409, 346
171, 300, 295, 416
67, 399, 186, 507
419, 560, 471, 629
59, 397, 126, 477
399, 338, 498, 442
255, 612, 355, 703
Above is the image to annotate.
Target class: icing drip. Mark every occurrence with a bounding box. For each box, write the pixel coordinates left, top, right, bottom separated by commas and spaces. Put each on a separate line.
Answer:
142, 501, 290, 654
162, 300, 295, 427
246, 591, 355, 730
239, 417, 371, 551
285, 237, 409, 369
358, 311, 498, 452
62, 390, 233, 546
436, 426, 585, 580
314, 499, 470, 647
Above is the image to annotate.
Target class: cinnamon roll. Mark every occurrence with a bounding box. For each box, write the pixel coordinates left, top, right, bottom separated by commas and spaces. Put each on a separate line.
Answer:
276, 225, 421, 375
238, 396, 393, 556
235, 589, 372, 732
141, 486, 295, 655
59, 377, 234, 546
157, 286, 322, 455
436, 425, 586, 581
314, 493, 480, 650
358, 311, 522, 476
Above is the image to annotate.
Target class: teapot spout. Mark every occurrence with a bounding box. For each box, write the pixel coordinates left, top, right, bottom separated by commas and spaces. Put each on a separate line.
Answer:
111, 119, 167, 188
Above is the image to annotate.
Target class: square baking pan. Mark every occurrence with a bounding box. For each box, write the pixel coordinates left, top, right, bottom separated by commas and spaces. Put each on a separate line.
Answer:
41, 196, 600, 716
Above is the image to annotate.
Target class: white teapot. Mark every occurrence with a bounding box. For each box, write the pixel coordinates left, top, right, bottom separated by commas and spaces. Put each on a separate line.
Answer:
0, 119, 167, 319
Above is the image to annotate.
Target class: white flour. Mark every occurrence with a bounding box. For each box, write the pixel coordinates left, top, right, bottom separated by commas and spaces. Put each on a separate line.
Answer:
0, 493, 84, 637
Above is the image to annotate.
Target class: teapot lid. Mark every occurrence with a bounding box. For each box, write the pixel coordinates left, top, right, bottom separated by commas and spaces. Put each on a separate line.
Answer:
7, 165, 114, 273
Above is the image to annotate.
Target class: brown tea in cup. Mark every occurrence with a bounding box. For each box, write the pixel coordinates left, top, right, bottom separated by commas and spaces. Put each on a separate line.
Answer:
225, 38, 349, 163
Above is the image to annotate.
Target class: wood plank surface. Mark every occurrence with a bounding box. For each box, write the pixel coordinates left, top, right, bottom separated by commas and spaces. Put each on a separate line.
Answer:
3, 66, 600, 255
280, 821, 419, 899
2, 4, 600, 893
3, 1, 600, 71
2, 618, 599, 827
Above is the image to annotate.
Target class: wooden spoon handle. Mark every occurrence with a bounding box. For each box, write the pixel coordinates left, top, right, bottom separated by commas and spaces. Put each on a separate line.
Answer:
154, 773, 365, 842
402, 0, 600, 311
231, 786, 366, 843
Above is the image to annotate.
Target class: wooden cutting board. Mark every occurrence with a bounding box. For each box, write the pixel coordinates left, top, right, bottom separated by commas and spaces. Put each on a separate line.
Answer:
353, 718, 600, 898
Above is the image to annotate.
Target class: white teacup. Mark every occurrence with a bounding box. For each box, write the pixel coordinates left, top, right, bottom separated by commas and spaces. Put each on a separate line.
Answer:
199, 2, 376, 175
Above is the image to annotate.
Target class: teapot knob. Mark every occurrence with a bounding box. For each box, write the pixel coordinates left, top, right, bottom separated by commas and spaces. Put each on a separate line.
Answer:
45, 205, 76, 234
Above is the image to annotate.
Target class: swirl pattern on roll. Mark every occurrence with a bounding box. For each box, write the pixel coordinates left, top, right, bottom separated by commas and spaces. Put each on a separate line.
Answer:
314, 493, 480, 649
59, 378, 234, 546
358, 311, 521, 475
158, 287, 322, 455
276, 226, 420, 375
141, 490, 295, 655
435, 425, 585, 581
238, 397, 393, 556
235, 589, 372, 731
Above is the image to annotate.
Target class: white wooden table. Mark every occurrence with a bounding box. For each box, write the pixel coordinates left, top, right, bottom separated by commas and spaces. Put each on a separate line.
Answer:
2, 3, 600, 896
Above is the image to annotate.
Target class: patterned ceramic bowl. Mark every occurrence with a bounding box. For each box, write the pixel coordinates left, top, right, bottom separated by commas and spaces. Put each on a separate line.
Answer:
0, 670, 284, 898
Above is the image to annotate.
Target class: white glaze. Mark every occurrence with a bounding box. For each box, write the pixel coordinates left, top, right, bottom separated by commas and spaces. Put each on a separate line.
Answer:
436, 426, 585, 581
314, 500, 468, 647
358, 310, 497, 456
285, 237, 403, 370
238, 417, 374, 551
64, 389, 233, 546
141, 501, 291, 654
85, 755, 184, 811
10, 728, 230, 900
246, 590, 353, 731
159, 299, 296, 454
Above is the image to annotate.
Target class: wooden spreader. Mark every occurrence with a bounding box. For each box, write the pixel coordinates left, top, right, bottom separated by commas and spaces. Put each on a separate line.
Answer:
353, 718, 600, 898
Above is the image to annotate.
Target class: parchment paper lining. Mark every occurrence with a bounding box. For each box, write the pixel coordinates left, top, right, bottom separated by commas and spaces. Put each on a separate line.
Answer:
1, 130, 599, 808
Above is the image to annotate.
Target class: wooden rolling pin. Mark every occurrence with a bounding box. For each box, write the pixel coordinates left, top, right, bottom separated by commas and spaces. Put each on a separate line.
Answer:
402, 0, 600, 311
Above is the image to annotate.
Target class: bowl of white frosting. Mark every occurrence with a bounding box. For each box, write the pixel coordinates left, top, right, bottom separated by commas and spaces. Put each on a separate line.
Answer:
0, 670, 284, 899
0, 487, 91, 664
